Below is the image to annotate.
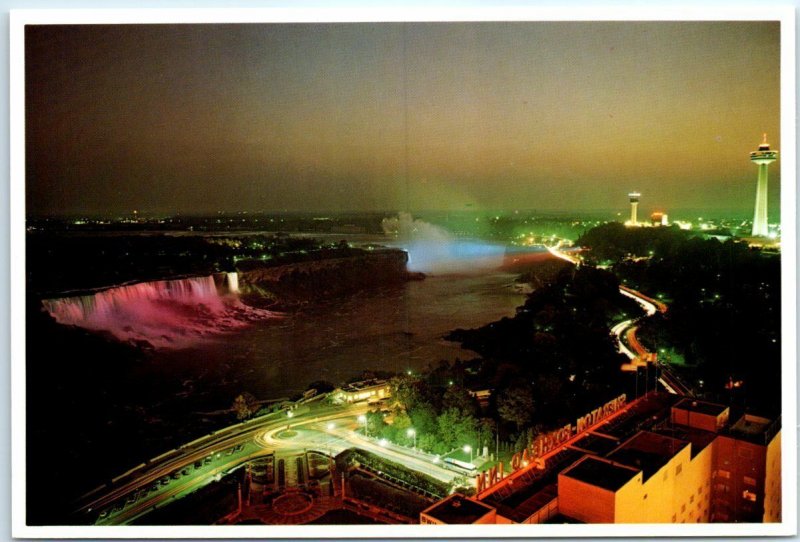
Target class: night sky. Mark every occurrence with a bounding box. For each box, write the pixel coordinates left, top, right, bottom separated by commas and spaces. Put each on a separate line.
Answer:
25, 21, 780, 216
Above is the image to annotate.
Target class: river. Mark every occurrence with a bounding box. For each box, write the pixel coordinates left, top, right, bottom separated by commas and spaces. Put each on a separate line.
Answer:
151, 270, 526, 404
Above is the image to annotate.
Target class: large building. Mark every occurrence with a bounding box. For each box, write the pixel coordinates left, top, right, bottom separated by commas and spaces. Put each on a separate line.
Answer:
330, 379, 391, 404
750, 133, 778, 237
421, 392, 781, 524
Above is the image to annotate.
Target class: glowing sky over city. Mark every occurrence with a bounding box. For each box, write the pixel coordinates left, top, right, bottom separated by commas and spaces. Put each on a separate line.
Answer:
25, 21, 780, 216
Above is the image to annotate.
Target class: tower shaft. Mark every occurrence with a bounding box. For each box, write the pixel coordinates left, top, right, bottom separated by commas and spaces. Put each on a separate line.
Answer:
630, 201, 638, 225
751, 163, 770, 237
749, 134, 777, 238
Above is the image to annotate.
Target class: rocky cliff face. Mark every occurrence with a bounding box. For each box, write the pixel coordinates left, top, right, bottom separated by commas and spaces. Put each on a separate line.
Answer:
237, 249, 422, 306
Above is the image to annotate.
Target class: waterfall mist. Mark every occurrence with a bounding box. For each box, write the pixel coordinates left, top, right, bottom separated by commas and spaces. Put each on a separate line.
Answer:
381, 213, 505, 274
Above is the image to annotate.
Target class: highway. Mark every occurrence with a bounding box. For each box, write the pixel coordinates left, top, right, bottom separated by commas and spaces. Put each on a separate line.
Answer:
547, 244, 692, 396
78, 397, 458, 526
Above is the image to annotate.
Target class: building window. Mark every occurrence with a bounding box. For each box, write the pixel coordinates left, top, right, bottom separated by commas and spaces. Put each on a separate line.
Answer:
690, 495, 694, 504
698, 485, 703, 495
743, 490, 757, 502
643, 494, 648, 500
671, 514, 677, 523
681, 504, 686, 513
744, 476, 756, 486
717, 469, 731, 479
676, 464, 683, 476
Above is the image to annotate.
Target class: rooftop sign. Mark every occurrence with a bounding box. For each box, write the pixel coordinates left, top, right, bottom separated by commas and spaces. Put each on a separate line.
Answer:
476, 393, 627, 494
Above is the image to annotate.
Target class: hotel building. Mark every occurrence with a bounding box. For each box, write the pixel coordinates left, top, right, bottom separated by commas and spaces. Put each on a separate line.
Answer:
420, 392, 780, 524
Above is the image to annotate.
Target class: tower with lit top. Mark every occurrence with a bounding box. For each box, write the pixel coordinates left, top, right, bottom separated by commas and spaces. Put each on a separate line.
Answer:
628, 192, 641, 225
750, 133, 778, 237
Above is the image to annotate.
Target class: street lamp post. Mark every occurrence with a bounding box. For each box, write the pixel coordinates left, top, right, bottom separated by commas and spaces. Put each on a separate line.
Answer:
463, 444, 473, 463
406, 428, 416, 450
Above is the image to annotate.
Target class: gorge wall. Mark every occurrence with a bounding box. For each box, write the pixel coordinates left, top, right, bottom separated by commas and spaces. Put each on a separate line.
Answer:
236, 249, 421, 305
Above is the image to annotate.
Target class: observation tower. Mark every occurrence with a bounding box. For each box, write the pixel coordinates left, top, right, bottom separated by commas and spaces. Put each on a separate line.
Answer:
628, 192, 641, 225
750, 133, 778, 237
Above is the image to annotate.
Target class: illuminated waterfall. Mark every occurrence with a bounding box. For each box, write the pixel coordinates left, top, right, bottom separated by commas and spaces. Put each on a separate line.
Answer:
227, 272, 240, 294
42, 275, 275, 349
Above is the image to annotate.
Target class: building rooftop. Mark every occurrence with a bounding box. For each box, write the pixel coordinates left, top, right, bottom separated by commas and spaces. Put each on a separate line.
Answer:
606, 431, 689, 481
483, 448, 583, 522
560, 456, 639, 492
421, 494, 494, 524
339, 379, 387, 393
721, 414, 781, 446
593, 392, 678, 440
652, 425, 717, 458
569, 432, 622, 456
730, 414, 771, 436
673, 398, 728, 417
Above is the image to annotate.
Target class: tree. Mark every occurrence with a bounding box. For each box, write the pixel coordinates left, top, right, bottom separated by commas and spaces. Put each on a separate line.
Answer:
478, 418, 496, 455
452, 415, 479, 453
497, 386, 536, 432
232, 392, 259, 420
436, 408, 461, 451
409, 402, 438, 437
390, 375, 422, 410
442, 384, 479, 417
391, 409, 413, 445
366, 409, 385, 437
417, 433, 438, 453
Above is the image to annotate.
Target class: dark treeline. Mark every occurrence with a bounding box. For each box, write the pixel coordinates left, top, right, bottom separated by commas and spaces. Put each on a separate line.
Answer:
578, 222, 781, 416
436, 265, 641, 442
27, 231, 330, 295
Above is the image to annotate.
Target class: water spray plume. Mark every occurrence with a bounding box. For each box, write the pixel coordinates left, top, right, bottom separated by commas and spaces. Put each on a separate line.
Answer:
381, 212, 504, 274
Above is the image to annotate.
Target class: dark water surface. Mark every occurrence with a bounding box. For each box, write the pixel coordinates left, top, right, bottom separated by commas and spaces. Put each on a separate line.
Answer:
152, 272, 525, 405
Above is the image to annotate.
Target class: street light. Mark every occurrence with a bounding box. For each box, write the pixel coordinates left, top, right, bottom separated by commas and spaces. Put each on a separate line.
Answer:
406, 428, 416, 449
379, 438, 388, 447
286, 410, 293, 419
327, 422, 335, 431
463, 444, 473, 463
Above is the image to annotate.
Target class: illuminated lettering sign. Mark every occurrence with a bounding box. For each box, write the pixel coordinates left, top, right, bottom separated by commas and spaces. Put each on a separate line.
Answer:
475, 393, 626, 493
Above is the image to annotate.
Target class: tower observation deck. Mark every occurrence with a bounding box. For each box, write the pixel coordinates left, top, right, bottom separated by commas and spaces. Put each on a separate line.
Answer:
750, 133, 778, 237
